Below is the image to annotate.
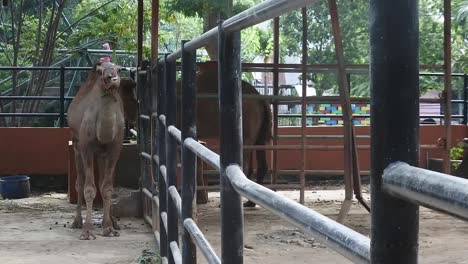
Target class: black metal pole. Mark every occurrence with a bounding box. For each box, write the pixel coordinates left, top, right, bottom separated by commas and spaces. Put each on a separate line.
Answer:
165, 56, 179, 264
181, 40, 197, 264
142, 61, 150, 189
59, 65, 65, 127
157, 59, 168, 260
370, 0, 419, 263
218, 21, 244, 264
463, 74, 467, 125
137, 0, 143, 68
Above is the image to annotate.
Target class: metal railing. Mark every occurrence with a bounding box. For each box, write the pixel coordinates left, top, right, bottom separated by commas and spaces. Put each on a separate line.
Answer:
0, 66, 136, 127
137, 1, 375, 263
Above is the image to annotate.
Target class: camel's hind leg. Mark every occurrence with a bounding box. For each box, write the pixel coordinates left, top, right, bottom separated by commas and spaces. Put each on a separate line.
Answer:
71, 139, 84, 228
97, 145, 121, 237
243, 150, 258, 208
80, 148, 97, 240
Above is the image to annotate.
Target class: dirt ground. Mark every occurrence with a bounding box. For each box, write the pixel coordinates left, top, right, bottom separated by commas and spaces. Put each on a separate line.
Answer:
0, 193, 154, 264
1, 185, 468, 264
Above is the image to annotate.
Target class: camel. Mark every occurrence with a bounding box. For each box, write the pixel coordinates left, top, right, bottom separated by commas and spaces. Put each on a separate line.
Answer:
177, 61, 272, 207
67, 61, 137, 239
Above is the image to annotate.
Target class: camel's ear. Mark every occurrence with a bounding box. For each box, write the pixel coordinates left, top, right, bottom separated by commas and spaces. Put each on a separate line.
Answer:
96, 65, 104, 73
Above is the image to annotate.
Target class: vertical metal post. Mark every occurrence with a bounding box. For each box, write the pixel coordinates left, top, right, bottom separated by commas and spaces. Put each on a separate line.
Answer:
165, 56, 179, 264
142, 61, 151, 190
59, 65, 65, 127
272, 17, 279, 188
370, 0, 419, 263
346, 73, 351, 93
151, 0, 159, 65
181, 40, 197, 264
463, 74, 468, 125
157, 59, 168, 260
218, 22, 244, 264
443, 0, 452, 174
137, 0, 144, 68
137, 62, 147, 219
300, 7, 307, 204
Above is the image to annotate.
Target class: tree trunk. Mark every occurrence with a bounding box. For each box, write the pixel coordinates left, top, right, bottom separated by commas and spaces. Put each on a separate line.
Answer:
203, 13, 219, 60
24, 0, 66, 125
202, 0, 232, 61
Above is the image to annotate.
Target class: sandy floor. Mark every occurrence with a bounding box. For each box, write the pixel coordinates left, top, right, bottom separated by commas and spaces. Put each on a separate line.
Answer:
0, 193, 154, 264
1, 186, 468, 264
196, 186, 468, 264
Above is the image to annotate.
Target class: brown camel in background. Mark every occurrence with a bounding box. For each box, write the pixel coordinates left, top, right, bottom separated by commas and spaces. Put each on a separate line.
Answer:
67, 61, 137, 239
177, 62, 273, 207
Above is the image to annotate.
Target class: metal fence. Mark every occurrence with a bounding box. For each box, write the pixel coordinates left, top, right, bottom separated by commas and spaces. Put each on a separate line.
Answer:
138, 1, 371, 263
0, 66, 136, 128
136, 0, 468, 264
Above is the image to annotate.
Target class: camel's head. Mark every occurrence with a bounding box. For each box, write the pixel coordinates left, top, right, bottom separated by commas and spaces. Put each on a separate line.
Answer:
96, 61, 121, 90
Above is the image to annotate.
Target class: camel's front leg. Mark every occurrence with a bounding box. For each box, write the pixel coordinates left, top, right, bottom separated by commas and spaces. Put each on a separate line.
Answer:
80, 148, 97, 240
71, 142, 84, 229
97, 146, 121, 237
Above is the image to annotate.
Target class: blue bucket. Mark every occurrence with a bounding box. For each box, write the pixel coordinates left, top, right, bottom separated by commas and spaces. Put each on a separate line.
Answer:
0, 175, 30, 199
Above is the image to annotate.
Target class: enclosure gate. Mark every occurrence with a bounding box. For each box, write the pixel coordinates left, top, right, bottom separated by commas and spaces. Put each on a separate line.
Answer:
136, 0, 468, 264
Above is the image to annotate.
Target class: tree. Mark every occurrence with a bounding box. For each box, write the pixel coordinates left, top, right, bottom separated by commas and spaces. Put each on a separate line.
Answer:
0, 0, 67, 126
279, 0, 467, 97
165, 0, 262, 59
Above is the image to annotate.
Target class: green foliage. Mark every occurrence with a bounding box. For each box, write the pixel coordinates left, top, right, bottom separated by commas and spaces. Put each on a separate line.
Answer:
165, 0, 261, 19
136, 250, 161, 264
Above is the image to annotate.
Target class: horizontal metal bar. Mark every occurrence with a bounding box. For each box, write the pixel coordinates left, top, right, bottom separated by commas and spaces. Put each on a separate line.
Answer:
276, 134, 370, 140
168, 125, 182, 144
278, 114, 370, 118
140, 152, 152, 160
130, 129, 138, 137
161, 211, 168, 235
142, 187, 153, 200
278, 114, 464, 119
159, 114, 166, 127
0, 66, 91, 70
167, 0, 316, 61
153, 154, 159, 166
419, 72, 466, 77
160, 165, 167, 183
168, 186, 182, 218
208, 144, 370, 150
0, 113, 62, 117
225, 164, 370, 263
144, 215, 153, 228
140, 114, 150, 120
383, 162, 468, 221
184, 138, 221, 171
189, 94, 466, 105
203, 169, 371, 177
0, 96, 74, 100
197, 184, 303, 191
169, 241, 182, 264
184, 218, 221, 264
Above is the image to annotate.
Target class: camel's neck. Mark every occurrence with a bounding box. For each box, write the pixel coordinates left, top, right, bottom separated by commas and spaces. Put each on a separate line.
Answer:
96, 90, 124, 144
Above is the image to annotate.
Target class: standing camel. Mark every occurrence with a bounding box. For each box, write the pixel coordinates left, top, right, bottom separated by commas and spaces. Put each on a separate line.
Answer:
177, 62, 272, 207
67, 61, 136, 239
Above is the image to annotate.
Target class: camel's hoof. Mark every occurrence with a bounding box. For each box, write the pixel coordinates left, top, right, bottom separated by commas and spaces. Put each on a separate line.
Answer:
103, 227, 120, 237
71, 218, 83, 229
79, 230, 96, 240
244, 200, 256, 208
79, 223, 96, 240
112, 217, 121, 230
